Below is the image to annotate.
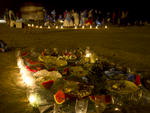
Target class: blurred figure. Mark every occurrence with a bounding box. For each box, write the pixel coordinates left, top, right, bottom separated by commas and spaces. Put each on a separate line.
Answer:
88, 9, 93, 18
63, 10, 73, 27
80, 10, 87, 26
0, 40, 7, 52
112, 11, 116, 24
8, 10, 16, 27
4, 9, 9, 25
72, 11, 79, 26
51, 9, 56, 22
8, 10, 16, 21
120, 10, 128, 26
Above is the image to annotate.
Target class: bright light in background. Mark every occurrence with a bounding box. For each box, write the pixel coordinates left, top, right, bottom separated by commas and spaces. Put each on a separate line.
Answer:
0, 19, 6, 23
105, 25, 108, 29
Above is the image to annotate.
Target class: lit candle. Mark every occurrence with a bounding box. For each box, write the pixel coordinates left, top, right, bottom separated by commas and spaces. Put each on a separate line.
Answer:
82, 26, 85, 29
39, 26, 43, 29
75, 26, 77, 29
96, 26, 98, 29
28, 24, 31, 27
32, 24, 34, 27
60, 20, 64, 23
61, 26, 63, 29
85, 47, 96, 63
105, 25, 108, 29
48, 26, 51, 29
56, 26, 58, 29
90, 25, 92, 29
28, 93, 41, 107
35, 25, 39, 28
114, 107, 120, 111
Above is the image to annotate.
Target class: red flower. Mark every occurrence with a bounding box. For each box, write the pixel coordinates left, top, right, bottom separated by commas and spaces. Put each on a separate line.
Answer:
26, 66, 38, 72
21, 52, 28, 56
42, 80, 54, 89
48, 67, 57, 71
135, 75, 141, 86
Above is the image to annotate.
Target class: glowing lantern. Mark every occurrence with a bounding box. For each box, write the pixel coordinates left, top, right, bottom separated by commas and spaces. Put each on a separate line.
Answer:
84, 47, 96, 63
31, 24, 34, 27
61, 26, 63, 29
75, 26, 77, 29
28, 93, 41, 107
0, 19, 6, 23
56, 26, 58, 29
90, 25, 92, 29
35, 25, 39, 28
114, 107, 120, 111
28, 24, 31, 27
48, 26, 51, 29
59, 20, 64, 23
85, 52, 92, 58
39, 26, 42, 29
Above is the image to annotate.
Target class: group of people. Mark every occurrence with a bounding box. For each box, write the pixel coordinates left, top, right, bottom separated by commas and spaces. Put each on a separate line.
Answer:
44, 9, 145, 27
45, 9, 104, 27
2, 8, 147, 28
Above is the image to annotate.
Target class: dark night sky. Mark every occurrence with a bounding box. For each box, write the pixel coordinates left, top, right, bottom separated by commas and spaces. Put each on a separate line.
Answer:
0, 0, 149, 9
0, 0, 150, 20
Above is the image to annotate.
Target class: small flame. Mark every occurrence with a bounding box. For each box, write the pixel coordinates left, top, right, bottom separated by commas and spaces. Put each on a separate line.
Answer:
48, 26, 51, 29
61, 26, 63, 29
114, 107, 120, 111
28, 24, 31, 27
56, 26, 58, 29
39, 26, 43, 29
75, 26, 77, 29
35, 25, 39, 28
105, 25, 108, 29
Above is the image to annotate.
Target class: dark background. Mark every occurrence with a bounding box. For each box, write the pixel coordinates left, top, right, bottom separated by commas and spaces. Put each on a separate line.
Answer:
0, 0, 149, 10
0, 0, 150, 21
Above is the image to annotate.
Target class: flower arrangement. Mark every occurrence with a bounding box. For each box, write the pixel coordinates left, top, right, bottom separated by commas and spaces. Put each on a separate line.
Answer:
17, 47, 143, 112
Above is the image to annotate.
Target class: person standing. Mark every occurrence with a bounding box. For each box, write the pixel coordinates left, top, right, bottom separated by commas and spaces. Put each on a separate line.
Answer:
63, 11, 73, 27
72, 11, 79, 26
